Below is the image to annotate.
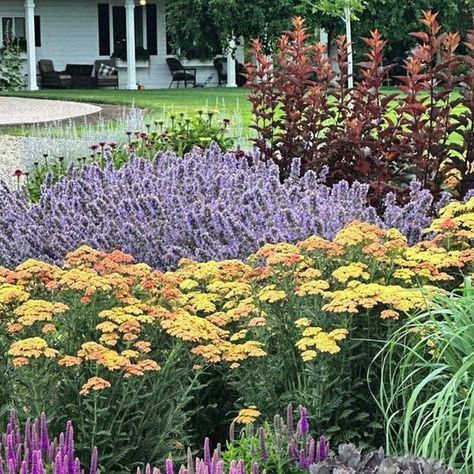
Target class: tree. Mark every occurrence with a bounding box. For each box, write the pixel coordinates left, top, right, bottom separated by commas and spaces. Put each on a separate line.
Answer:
166, 0, 301, 59
352, 0, 470, 60
306, 0, 366, 88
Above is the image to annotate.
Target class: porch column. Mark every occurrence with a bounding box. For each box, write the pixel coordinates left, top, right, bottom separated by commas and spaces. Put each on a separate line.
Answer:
226, 35, 237, 88
125, 0, 137, 89
25, 0, 38, 90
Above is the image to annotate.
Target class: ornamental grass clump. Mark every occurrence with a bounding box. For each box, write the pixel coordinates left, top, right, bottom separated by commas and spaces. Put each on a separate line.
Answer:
375, 290, 474, 472
0, 409, 96, 474
0, 145, 441, 269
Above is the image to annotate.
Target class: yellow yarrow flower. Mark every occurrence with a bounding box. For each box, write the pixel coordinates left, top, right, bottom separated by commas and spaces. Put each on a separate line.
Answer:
332, 263, 370, 283
258, 285, 287, 303
0, 284, 29, 307
295, 317, 312, 328
9, 337, 58, 359
234, 406, 261, 424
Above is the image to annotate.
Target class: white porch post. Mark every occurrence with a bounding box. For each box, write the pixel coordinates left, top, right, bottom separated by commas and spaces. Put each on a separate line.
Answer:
226, 35, 237, 88
319, 28, 328, 58
344, 6, 354, 89
125, 0, 137, 90
24, 0, 38, 90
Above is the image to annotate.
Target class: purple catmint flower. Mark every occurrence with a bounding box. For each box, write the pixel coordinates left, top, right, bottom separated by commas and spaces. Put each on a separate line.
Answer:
0, 146, 437, 270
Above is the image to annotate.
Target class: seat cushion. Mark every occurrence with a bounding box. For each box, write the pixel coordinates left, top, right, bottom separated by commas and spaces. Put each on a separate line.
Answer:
173, 72, 195, 81
98, 63, 117, 76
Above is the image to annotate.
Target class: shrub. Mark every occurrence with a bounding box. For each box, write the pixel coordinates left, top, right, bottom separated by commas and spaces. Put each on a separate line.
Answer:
0, 36, 23, 91
246, 12, 474, 202
0, 146, 442, 269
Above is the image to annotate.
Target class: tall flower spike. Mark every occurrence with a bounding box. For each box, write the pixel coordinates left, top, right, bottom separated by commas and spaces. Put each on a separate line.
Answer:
89, 447, 98, 474
298, 406, 309, 434
165, 459, 174, 474
40, 413, 49, 455
252, 462, 259, 474
228, 422, 235, 443
54, 451, 64, 474
286, 404, 294, 436
186, 447, 194, 474
203, 438, 211, 471
145, 464, 151, 474
258, 428, 267, 460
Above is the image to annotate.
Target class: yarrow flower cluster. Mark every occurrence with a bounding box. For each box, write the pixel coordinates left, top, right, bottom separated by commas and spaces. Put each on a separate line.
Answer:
0, 145, 441, 269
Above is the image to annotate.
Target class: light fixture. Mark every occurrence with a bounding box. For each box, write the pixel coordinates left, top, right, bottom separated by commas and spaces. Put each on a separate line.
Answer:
139, 0, 147, 5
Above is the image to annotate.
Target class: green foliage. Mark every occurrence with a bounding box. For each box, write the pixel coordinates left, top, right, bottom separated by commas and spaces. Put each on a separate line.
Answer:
353, 0, 469, 59
223, 421, 302, 474
374, 289, 474, 472
307, 0, 366, 19
0, 40, 23, 91
166, 0, 304, 57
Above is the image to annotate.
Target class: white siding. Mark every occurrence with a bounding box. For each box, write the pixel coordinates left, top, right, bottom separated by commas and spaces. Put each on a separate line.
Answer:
0, 0, 222, 89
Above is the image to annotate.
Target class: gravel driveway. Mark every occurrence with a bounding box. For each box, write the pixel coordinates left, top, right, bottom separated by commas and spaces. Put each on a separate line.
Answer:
0, 135, 24, 188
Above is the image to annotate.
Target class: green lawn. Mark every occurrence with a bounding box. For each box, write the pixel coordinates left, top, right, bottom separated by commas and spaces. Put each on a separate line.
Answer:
1, 87, 252, 127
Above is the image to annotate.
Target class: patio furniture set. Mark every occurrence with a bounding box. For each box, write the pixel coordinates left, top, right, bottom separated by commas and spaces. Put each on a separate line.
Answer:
37, 57, 247, 89
38, 59, 118, 89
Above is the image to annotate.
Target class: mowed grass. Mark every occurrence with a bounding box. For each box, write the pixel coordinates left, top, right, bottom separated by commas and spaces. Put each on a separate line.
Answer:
0, 87, 466, 145
0, 87, 253, 127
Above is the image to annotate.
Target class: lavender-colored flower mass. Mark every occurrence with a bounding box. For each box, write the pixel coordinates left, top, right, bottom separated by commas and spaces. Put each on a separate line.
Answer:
0, 145, 437, 269
0, 410, 95, 474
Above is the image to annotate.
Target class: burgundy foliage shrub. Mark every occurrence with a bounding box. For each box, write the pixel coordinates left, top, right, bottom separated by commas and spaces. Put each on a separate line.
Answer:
246, 12, 474, 203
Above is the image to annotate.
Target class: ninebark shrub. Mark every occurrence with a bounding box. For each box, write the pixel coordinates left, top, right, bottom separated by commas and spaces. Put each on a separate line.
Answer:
246, 12, 474, 203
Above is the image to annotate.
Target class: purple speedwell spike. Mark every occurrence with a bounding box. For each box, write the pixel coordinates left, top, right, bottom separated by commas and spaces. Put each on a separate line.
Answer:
0, 410, 93, 474
298, 406, 309, 435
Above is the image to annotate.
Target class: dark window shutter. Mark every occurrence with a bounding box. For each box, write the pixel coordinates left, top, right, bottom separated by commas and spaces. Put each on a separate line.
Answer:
34, 16, 41, 47
98, 4, 110, 56
146, 3, 157, 55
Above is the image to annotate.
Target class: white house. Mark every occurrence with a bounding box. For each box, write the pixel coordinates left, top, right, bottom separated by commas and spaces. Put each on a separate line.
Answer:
0, 0, 243, 89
